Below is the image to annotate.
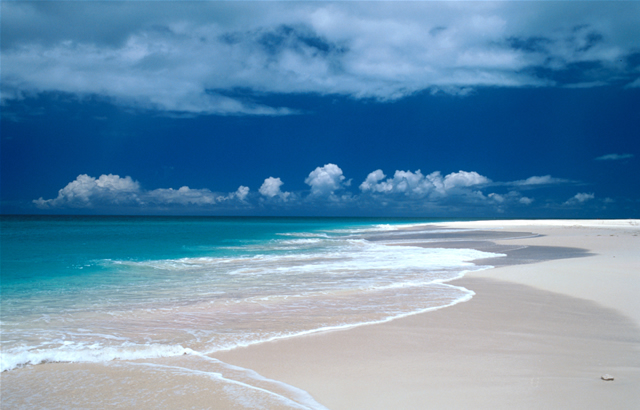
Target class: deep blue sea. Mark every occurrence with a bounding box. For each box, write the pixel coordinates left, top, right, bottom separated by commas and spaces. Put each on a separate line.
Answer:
1, 216, 501, 374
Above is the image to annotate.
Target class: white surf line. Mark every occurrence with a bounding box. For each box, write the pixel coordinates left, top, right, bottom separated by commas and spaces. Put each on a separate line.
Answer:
128, 355, 330, 410
196, 354, 330, 410
205, 269, 486, 355
0, 343, 190, 373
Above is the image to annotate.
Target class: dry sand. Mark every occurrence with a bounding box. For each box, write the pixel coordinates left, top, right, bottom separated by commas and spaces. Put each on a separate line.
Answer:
431, 219, 640, 325
216, 220, 640, 409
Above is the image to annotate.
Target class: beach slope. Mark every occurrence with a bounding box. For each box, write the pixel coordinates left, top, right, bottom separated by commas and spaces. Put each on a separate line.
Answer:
216, 220, 640, 409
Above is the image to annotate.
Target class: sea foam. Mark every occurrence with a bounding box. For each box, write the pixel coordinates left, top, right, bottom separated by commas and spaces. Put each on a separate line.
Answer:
1, 219, 504, 373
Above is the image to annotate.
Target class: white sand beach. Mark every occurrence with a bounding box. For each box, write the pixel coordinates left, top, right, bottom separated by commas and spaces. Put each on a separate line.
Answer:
215, 220, 640, 409
3, 220, 639, 409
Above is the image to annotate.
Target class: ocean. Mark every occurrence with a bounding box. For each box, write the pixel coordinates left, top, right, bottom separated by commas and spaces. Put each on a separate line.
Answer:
1, 215, 504, 408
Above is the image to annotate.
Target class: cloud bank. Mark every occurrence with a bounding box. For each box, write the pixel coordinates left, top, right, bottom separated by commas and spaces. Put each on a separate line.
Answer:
34, 164, 576, 214
359, 169, 490, 199
4, 2, 640, 115
34, 174, 249, 209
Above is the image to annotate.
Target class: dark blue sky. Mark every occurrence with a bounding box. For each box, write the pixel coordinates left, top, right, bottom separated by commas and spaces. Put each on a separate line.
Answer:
2, 2, 639, 217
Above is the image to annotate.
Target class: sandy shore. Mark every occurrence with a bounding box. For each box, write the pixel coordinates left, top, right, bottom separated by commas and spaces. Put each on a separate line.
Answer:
3, 220, 639, 409
431, 219, 640, 325
216, 220, 640, 409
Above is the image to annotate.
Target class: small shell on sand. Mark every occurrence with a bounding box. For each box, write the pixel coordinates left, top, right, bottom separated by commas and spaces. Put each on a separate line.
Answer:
601, 374, 614, 381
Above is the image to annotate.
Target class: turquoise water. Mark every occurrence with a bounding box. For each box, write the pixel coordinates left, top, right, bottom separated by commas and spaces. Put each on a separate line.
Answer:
1, 216, 500, 372
2, 216, 387, 281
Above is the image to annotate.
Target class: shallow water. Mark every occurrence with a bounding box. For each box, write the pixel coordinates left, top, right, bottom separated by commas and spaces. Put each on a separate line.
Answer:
1, 216, 505, 408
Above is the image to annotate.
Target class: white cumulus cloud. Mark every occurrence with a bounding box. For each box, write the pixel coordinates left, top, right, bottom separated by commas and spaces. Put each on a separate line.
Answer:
305, 164, 350, 198
359, 170, 387, 193
233, 186, 250, 202
360, 169, 489, 198
259, 177, 290, 200
359, 169, 443, 197
34, 174, 140, 208
443, 170, 491, 190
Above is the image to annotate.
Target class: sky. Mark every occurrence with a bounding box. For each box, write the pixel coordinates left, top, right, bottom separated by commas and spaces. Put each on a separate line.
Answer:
1, 1, 639, 218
